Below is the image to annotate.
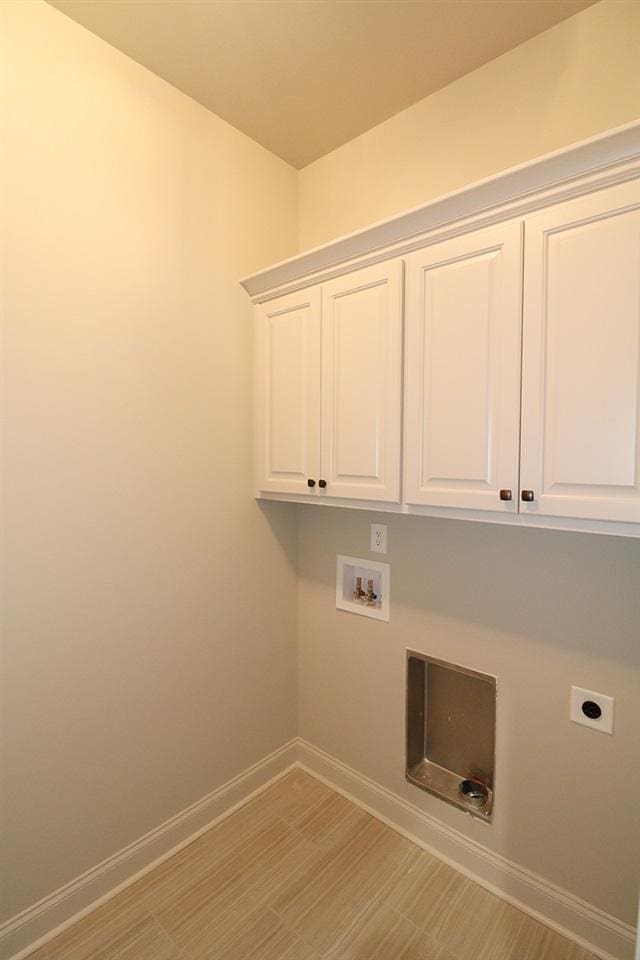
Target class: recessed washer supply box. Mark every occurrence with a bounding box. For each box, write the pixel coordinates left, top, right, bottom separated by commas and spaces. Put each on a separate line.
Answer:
336, 555, 390, 621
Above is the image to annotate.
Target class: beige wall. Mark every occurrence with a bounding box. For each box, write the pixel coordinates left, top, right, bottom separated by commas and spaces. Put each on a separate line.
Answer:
297, 509, 640, 922
299, 0, 640, 248
296, 0, 640, 927
1, 0, 298, 921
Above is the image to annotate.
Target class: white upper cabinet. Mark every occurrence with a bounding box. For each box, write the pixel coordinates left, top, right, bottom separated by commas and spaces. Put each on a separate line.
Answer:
254, 260, 403, 503
248, 126, 640, 533
255, 287, 321, 496
404, 222, 523, 511
321, 261, 403, 501
520, 181, 640, 523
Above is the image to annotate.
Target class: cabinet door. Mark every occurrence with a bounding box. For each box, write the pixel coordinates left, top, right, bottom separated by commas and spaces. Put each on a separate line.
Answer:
320, 261, 403, 501
521, 181, 640, 523
404, 222, 523, 510
255, 287, 321, 496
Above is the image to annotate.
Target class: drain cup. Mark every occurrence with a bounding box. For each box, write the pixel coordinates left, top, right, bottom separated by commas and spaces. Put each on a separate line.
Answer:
458, 779, 489, 808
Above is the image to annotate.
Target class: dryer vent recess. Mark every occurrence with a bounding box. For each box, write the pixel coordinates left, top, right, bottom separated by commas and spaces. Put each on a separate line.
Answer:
406, 651, 496, 821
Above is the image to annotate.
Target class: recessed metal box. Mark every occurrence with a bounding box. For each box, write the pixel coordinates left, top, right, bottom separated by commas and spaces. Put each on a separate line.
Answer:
406, 650, 496, 821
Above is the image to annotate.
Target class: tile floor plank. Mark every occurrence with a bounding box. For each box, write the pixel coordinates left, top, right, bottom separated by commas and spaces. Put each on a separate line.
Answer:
43, 902, 171, 960
291, 790, 372, 851
122, 792, 283, 916
154, 822, 315, 952
108, 915, 182, 960
411, 933, 463, 960
423, 876, 596, 960
326, 897, 424, 959
386, 847, 467, 937
269, 818, 415, 954
194, 904, 319, 960
255, 770, 333, 825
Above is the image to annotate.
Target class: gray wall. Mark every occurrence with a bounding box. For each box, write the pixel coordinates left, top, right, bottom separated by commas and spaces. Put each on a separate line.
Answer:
297, 506, 640, 923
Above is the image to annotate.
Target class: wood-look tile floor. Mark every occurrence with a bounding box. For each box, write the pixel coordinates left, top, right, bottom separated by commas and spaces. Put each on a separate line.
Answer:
29, 771, 598, 960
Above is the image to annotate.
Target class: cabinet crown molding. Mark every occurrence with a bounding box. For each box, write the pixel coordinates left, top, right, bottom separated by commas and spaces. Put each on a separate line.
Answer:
240, 121, 640, 302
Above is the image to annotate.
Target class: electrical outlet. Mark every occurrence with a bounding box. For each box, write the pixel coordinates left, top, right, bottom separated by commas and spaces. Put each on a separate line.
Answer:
370, 523, 387, 554
570, 686, 614, 735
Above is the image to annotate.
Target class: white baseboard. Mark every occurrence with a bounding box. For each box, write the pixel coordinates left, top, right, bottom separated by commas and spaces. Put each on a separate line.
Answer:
297, 739, 637, 960
0, 740, 297, 960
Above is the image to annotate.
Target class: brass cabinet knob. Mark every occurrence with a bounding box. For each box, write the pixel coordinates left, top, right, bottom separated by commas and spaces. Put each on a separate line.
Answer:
307, 478, 316, 488
521, 489, 535, 502
499, 489, 512, 501
318, 479, 327, 489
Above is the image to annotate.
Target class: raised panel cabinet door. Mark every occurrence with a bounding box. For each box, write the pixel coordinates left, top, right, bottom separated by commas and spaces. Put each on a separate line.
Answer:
320, 260, 403, 501
404, 221, 523, 510
520, 180, 640, 523
255, 287, 321, 496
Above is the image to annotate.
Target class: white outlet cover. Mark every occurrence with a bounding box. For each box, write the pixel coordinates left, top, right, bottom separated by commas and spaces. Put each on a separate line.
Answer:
570, 686, 614, 735
370, 523, 387, 554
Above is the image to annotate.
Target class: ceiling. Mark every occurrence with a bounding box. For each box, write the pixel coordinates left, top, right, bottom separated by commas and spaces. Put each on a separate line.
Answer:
48, 0, 596, 169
